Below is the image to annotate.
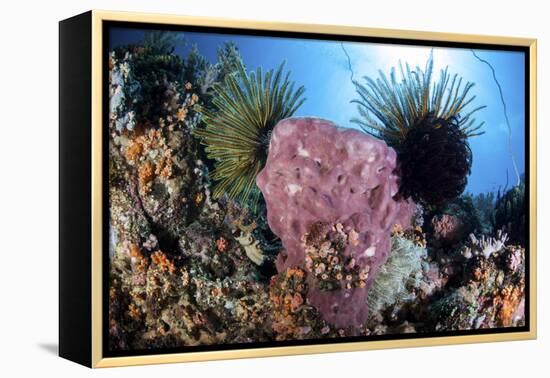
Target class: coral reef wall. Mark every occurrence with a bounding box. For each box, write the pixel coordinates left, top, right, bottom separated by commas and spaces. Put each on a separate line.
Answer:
257, 117, 415, 327
107, 44, 277, 351
106, 36, 527, 351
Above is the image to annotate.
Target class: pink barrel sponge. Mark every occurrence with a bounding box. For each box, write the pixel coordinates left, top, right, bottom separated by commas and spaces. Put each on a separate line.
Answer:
256, 117, 415, 327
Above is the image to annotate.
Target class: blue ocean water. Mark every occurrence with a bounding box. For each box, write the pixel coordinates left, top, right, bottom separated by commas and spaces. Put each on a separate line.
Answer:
110, 28, 526, 195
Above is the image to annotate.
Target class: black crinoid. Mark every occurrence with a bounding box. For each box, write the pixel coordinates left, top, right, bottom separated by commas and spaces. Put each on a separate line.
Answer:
398, 113, 472, 206
352, 54, 485, 207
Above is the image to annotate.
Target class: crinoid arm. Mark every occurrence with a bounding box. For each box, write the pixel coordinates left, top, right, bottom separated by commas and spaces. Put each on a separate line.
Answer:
352, 56, 485, 147
194, 61, 305, 211
352, 56, 486, 143
352, 54, 486, 207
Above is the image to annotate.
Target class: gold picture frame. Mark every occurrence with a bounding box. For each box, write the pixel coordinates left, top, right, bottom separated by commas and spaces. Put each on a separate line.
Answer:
59, 10, 537, 368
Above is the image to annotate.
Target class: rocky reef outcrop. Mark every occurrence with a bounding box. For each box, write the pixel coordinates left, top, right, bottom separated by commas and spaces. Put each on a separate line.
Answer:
106, 35, 527, 350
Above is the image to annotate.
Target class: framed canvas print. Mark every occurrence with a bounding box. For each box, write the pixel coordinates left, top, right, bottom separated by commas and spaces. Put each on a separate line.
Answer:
59, 10, 537, 368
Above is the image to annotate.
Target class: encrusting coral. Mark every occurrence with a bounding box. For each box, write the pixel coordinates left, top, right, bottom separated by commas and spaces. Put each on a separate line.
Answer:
430, 242, 525, 330
269, 267, 326, 340
431, 214, 464, 246
107, 36, 280, 350
269, 267, 367, 340
302, 222, 369, 292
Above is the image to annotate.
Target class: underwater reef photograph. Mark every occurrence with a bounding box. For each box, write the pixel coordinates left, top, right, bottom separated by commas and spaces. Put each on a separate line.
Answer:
106, 26, 528, 353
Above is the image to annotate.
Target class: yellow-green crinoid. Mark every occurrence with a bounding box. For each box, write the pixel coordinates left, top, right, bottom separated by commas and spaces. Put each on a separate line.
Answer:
194, 61, 305, 210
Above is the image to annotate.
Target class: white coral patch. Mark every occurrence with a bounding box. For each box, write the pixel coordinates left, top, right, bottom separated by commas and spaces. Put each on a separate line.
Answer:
287, 184, 302, 195
364, 246, 376, 257
297, 145, 310, 157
